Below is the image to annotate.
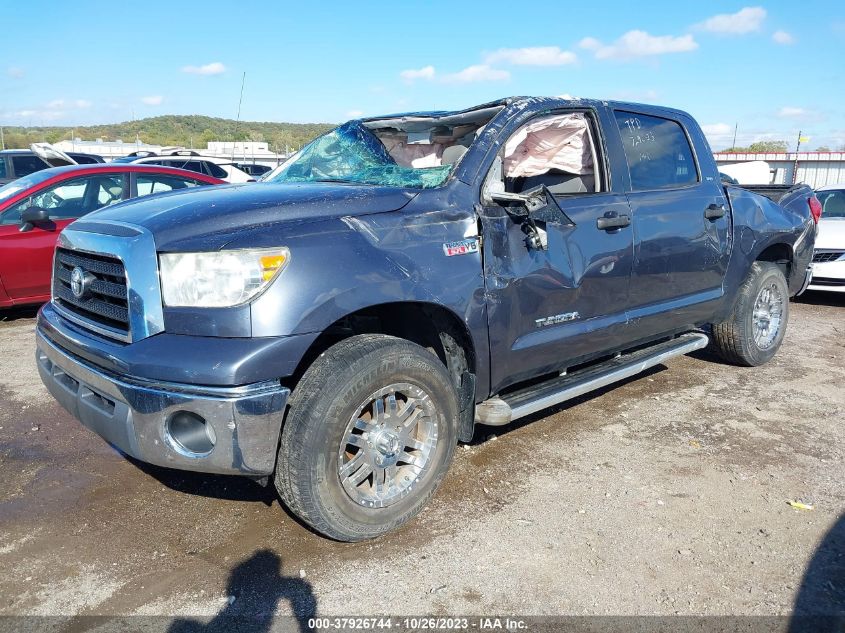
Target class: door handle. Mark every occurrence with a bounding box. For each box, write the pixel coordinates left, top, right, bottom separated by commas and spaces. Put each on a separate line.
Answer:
597, 213, 631, 231
705, 203, 726, 220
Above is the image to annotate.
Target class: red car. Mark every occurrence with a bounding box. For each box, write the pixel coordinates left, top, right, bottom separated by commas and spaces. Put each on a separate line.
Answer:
0, 164, 224, 308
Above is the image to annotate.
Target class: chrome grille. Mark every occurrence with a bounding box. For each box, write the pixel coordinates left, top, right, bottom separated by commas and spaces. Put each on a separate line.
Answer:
53, 247, 130, 336
812, 251, 845, 263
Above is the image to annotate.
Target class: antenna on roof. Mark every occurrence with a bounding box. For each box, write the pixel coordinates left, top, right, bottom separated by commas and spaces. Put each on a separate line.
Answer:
234, 71, 246, 161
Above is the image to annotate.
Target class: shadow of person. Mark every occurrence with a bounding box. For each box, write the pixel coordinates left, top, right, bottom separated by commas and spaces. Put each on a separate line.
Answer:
790, 512, 845, 633
168, 549, 317, 633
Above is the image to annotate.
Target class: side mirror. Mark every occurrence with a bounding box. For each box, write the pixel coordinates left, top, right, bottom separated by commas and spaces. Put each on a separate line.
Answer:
490, 186, 574, 225
19, 206, 50, 233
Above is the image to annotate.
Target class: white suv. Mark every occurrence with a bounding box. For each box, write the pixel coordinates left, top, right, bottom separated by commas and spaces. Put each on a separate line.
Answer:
129, 153, 254, 183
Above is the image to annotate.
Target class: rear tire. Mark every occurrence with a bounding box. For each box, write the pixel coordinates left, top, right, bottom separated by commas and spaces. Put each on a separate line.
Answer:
275, 334, 459, 541
710, 262, 789, 366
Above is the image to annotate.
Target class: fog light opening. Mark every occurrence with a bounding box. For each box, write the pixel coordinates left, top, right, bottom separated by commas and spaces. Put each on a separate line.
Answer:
166, 411, 216, 457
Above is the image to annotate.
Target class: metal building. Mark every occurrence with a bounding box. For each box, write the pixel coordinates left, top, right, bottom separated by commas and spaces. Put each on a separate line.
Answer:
714, 152, 845, 188
52, 138, 287, 166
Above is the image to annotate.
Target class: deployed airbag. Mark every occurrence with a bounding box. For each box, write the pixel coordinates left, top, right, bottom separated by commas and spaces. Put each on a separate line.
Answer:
504, 114, 593, 178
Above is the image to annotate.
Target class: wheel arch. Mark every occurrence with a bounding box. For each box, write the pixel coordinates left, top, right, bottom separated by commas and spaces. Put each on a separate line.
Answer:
754, 240, 794, 278
284, 301, 476, 389
282, 300, 479, 443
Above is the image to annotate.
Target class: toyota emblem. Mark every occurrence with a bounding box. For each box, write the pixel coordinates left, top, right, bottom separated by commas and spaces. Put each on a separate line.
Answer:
70, 266, 89, 299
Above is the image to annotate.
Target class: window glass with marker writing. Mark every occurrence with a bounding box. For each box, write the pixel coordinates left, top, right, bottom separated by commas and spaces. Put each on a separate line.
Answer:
614, 111, 698, 191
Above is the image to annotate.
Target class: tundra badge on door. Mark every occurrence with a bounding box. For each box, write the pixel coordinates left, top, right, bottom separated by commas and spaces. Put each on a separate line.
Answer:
535, 312, 580, 328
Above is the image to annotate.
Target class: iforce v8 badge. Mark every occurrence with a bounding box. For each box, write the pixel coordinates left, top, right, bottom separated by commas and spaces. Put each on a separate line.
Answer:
443, 238, 479, 257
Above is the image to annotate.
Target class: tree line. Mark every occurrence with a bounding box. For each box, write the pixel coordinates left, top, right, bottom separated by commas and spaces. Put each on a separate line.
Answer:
3, 118, 843, 156
0, 115, 335, 154
717, 140, 845, 153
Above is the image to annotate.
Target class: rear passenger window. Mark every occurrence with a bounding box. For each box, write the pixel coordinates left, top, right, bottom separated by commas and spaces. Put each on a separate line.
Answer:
171, 160, 204, 174
11, 155, 47, 177
136, 174, 207, 198
71, 155, 99, 165
204, 162, 228, 179
614, 111, 697, 190
0, 159, 6, 179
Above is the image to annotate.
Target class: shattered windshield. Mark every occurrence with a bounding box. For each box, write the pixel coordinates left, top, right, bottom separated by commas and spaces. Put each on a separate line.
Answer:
267, 121, 452, 189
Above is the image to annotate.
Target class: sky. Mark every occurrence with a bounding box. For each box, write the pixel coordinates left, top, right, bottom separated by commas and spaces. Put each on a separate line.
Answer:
1, 0, 843, 151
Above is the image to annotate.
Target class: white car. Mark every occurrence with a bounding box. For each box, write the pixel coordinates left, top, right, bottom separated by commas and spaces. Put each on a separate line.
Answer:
128, 153, 255, 184
808, 184, 845, 292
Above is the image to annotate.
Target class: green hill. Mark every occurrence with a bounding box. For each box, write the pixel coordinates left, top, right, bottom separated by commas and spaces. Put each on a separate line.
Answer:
0, 115, 335, 153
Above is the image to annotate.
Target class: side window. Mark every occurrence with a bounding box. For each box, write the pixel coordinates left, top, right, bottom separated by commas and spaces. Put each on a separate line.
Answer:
135, 174, 206, 198
614, 111, 698, 190
0, 159, 7, 179
500, 112, 600, 196
11, 155, 47, 177
92, 175, 126, 209
0, 175, 125, 225
167, 160, 204, 174
204, 162, 228, 179
71, 155, 99, 165
818, 190, 845, 218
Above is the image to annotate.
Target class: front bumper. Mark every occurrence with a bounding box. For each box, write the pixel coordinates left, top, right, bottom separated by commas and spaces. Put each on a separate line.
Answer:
36, 329, 289, 476
807, 260, 845, 293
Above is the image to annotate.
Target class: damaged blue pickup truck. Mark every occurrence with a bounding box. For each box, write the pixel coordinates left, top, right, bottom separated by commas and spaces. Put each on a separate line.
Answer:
36, 97, 819, 540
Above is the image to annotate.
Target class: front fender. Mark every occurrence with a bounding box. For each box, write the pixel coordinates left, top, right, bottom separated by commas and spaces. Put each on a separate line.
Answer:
247, 211, 482, 330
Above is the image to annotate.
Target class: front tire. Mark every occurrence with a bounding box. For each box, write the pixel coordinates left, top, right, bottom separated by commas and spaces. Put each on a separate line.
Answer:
275, 334, 459, 541
710, 261, 790, 366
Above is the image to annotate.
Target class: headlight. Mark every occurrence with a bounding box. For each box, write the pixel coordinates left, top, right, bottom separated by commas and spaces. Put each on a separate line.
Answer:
159, 248, 290, 307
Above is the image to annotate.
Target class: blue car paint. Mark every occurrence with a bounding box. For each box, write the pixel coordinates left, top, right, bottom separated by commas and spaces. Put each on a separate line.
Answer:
37, 96, 815, 460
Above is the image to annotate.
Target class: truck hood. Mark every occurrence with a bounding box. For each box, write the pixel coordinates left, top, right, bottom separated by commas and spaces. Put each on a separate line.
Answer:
816, 217, 845, 250
30, 142, 78, 167
84, 182, 419, 251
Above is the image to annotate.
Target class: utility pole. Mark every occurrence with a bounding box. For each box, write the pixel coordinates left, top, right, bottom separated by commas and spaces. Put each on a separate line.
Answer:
731, 123, 738, 151
234, 71, 246, 162
793, 130, 804, 185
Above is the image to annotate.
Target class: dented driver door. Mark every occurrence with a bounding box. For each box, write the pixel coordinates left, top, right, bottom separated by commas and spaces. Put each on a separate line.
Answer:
480, 191, 634, 394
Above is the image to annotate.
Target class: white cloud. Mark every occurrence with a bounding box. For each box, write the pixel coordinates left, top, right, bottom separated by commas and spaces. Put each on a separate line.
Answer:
772, 30, 794, 45
483, 46, 577, 66
0, 108, 66, 122
578, 37, 602, 51
400, 65, 436, 83
441, 64, 510, 84
0, 97, 94, 124
702, 123, 733, 136
777, 107, 807, 118
585, 30, 698, 60
346, 110, 364, 118
142, 95, 164, 106
182, 62, 226, 76
7, 66, 24, 78
696, 7, 766, 34
47, 99, 91, 110
701, 123, 735, 148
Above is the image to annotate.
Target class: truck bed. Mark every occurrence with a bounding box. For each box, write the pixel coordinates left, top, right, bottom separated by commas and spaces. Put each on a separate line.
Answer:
730, 183, 803, 203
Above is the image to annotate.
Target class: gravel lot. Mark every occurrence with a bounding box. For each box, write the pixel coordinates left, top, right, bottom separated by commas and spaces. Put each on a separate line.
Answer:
0, 294, 842, 621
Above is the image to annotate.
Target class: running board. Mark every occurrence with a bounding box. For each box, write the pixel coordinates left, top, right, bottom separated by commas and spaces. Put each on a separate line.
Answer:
475, 332, 709, 426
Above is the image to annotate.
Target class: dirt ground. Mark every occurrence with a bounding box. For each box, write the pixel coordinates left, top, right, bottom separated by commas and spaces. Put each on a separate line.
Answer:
0, 293, 842, 622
